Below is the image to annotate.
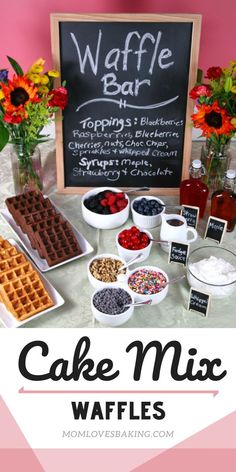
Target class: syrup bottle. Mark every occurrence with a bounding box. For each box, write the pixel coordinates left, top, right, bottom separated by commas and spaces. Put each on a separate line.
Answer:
180, 159, 209, 218
211, 169, 236, 232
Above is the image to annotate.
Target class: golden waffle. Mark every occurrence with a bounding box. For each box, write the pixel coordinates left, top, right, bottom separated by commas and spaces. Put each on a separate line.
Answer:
0, 246, 18, 261
0, 237, 54, 321
0, 252, 27, 273
0, 271, 54, 321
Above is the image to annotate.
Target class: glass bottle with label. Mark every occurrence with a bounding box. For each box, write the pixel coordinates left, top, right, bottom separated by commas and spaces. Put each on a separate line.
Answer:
180, 159, 209, 218
211, 169, 236, 232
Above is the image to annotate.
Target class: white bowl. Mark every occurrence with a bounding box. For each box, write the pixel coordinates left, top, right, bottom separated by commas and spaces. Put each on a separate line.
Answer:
116, 228, 153, 263
82, 187, 130, 229
87, 253, 126, 289
125, 265, 169, 305
91, 285, 134, 326
186, 246, 236, 299
131, 196, 165, 228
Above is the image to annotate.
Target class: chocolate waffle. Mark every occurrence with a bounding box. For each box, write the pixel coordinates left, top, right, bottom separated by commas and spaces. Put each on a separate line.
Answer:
0, 237, 54, 321
5, 191, 82, 267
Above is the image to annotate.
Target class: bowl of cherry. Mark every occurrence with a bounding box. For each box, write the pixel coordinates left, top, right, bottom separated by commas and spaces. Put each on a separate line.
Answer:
131, 196, 165, 228
82, 187, 130, 229
116, 226, 153, 263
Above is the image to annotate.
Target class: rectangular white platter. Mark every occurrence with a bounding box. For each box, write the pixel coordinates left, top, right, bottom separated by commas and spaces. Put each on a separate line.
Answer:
0, 239, 65, 328
0, 202, 94, 272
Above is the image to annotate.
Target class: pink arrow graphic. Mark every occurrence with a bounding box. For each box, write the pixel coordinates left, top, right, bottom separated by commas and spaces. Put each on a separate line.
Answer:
19, 387, 219, 397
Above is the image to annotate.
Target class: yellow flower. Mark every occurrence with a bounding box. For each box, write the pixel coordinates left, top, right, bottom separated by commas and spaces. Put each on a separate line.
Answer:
0, 89, 5, 100
28, 73, 41, 84
31, 58, 45, 67
48, 70, 60, 78
231, 86, 236, 93
40, 74, 49, 85
38, 85, 49, 94
231, 118, 236, 127
30, 64, 44, 74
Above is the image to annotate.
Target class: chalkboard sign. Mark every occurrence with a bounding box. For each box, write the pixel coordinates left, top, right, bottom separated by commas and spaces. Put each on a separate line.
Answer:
188, 288, 211, 317
169, 241, 189, 266
181, 205, 199, 229
51, 13, 201, 194
204, 216, 227, 244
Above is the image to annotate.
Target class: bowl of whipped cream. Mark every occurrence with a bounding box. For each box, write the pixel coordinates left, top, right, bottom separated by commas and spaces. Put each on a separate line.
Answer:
186, 246, 236, 298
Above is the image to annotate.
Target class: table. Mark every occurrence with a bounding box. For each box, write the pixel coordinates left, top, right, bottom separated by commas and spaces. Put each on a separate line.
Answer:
0, 141, 236, 328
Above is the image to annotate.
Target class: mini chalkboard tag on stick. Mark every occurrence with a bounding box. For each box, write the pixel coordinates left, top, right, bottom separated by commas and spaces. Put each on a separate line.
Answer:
188, 288, 211, 317
168, 241, 189, 266
181, 205, 199, 229
204, 216, 227, 244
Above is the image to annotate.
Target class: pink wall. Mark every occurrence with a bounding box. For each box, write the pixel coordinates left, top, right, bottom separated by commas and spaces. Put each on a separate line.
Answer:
1, 0, 235, 74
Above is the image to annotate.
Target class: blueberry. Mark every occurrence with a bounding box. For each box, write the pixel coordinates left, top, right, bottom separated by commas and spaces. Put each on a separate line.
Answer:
103, 207, 111, 215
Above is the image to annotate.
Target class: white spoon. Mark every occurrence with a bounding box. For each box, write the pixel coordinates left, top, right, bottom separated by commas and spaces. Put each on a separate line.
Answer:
118, 253, 144, 272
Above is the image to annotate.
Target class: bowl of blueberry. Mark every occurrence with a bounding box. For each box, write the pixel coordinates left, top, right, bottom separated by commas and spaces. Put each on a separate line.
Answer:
131, 196, 165, 228
82, 187, 130, 229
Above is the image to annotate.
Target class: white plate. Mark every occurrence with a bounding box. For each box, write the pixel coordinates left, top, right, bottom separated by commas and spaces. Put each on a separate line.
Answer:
0, 239, 65, 328
0, 203, 94, 272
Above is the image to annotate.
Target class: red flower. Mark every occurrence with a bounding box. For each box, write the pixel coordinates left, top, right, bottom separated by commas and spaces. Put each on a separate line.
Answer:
189, 84, 211, 100
4, 113, 23, 124
191, 101, 234, 138
206, 66, 222, 80
48, 87, 68, 110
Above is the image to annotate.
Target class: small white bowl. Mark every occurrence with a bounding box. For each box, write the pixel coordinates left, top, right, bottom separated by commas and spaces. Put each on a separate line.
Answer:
131, 196, 165, 228
82, 187, 130, 229
91, 285, 134, 326
87, 253, 126, 289
116, 228, 153, 263
126, 265, 169, 305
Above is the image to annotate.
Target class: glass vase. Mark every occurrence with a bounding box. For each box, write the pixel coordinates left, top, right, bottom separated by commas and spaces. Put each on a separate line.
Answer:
10, 143, 43, 194
201, 139, 231, 196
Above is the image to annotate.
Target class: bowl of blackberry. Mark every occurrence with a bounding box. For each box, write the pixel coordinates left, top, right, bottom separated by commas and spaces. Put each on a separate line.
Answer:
82, 187, 130, 229
131, 196, 165, 228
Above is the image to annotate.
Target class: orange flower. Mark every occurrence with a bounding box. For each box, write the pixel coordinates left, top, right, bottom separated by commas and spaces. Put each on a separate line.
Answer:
191, 101, 234, 138
1, 75, 39, 119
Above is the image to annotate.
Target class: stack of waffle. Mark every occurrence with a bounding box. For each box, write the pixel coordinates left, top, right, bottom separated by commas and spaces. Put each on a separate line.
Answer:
5, 191, 82, 267
0, 237, 54, 321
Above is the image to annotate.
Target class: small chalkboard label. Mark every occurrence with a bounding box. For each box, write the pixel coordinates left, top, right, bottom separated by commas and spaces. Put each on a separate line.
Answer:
204, 216, 227, 244
181, 205, 199, 229
188, 287, 211, 317
169, 241, 189, 266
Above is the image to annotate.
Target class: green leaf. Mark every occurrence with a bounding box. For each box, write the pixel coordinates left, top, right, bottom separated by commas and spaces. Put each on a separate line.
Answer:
7, 56, 24, 76
224, 76, 232, 93
0, 122, 9, 151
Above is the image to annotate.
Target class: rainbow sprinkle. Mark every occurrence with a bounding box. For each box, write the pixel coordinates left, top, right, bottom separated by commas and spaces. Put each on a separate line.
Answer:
128, 269, 167, 295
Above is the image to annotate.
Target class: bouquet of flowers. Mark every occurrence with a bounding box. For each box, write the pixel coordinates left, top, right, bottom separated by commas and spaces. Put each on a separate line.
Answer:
0, 56, 67, 191
189, 61, 236, 191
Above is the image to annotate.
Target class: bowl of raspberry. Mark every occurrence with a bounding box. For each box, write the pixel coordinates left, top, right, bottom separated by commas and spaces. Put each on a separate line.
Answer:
82, 187, 130, 229
116, 226, 153, 263
131, 196, 165, 228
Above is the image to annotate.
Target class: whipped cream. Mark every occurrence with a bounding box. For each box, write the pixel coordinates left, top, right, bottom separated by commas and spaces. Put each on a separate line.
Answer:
188, 256, 236, 298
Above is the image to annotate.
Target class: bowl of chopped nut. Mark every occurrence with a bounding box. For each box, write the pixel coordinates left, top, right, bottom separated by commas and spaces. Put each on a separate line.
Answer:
87, 253, 126, 289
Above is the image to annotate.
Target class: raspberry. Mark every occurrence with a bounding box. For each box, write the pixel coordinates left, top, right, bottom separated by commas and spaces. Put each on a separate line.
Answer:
116, 192, 125, 199
110, 204, 118, 214
100, 198, 108, 207
104, 191, 113, 198
107, 195, 116, 206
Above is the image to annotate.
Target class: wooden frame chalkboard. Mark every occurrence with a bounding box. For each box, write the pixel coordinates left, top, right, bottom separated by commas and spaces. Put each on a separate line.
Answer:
51, 13, 201, 194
